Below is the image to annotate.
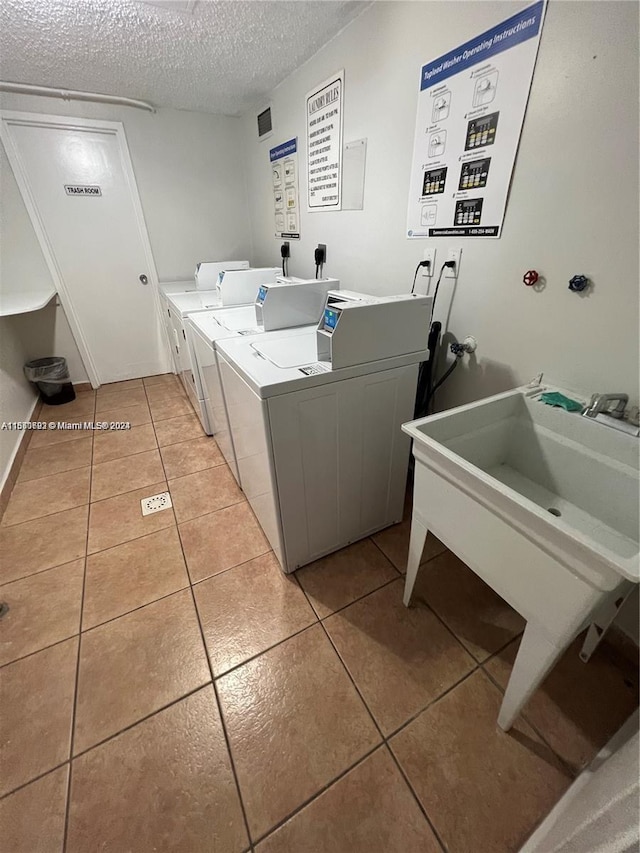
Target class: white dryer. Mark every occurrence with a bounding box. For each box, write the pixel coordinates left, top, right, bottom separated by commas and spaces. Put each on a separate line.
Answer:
215, 291, 433, 572
187, 278, 339, 478
164, 267, 280, 429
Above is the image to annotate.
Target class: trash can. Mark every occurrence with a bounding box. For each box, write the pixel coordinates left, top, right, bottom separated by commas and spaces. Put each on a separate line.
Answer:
24, 357, 76, 406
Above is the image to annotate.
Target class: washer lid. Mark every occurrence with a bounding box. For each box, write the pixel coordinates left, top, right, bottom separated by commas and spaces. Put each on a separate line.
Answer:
251, 335, 318, 368
214, 306, 257, 331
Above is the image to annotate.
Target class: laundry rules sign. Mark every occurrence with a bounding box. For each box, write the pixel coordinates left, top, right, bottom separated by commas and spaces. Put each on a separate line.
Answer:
306, 70, 344, 211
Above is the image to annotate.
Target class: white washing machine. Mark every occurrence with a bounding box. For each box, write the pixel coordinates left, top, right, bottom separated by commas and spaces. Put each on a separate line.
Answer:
187, 278, 339, 478
164, 267, 280, 429
158, 261, 249, 375
215, 291, 433, 572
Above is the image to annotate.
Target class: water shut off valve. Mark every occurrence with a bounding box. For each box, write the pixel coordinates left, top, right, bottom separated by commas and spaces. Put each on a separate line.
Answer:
450, 336, 477, 357
523, 270, 539, 287
568, 274, 589, 293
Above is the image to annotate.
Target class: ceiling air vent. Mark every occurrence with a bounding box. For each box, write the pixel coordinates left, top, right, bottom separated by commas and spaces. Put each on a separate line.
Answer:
257, 106, 273, 141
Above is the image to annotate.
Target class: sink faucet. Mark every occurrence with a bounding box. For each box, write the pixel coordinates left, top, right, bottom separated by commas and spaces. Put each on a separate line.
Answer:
582, 393, 629, 419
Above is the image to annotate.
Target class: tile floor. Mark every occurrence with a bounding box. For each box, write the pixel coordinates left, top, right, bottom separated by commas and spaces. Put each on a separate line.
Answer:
0, 374, 638, 852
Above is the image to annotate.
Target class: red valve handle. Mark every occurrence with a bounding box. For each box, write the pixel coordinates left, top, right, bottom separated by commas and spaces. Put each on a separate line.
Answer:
523, 270, 539, 286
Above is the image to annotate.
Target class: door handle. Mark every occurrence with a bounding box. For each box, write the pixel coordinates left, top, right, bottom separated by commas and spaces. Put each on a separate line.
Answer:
139, 274, 148, 285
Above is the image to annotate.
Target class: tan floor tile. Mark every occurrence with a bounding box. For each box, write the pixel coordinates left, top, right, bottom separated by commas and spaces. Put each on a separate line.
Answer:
74, 590, 210, 752
256, 747, 440, 853
0, 506, 88, 585
414, 550, 526, 662
372, 519, 446, 573
67, 687, 247, 853
155, 413, 205, 447
28, 421, 93, 450
325, 580, 475, 735
92, 423, 157, 464
17, 437, 92, 483
96, 401, 151, 426
95, 387, 147, 413
391, 670, 571, 853
41, 392, 95, 420
2, 467, 90, 527
143, 373, 180, 388
96, 379, 143, 394
0, 560, 84, 666
169, 465, 243, 523
0, 765, 69, 853
91, 449, 165, 501
484, 634, 640, 773
145, 380, 186, 402
179, 502, 270, 583
149, 394, 195, 422
195, 552, 316, 675
297, 539, 399, 619
83, 528, 189, 629
87, 482, 173, 554
160, 436, 224, 478
0, 639, 78, 796
217, 624, 380, 840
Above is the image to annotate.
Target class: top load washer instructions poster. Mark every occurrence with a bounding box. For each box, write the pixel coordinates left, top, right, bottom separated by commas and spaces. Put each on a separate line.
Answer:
306, 70, 344, 210
271, 138, 300, 239
407, 1, 546, 238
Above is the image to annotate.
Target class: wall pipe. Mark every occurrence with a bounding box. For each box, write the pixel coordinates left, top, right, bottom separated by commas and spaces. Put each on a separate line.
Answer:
0, 81, 156, 113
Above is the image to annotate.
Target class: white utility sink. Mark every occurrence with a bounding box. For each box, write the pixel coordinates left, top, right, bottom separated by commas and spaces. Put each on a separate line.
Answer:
403, 383, 639, 730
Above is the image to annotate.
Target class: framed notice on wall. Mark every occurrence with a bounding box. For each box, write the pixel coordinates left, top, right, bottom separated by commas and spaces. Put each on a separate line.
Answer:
406, 1, 546, 238
306, 70, 344, 211
270, 138, 300, 239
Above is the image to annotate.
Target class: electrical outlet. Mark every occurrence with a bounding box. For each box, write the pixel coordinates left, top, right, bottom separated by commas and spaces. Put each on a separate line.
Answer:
422, 248, 436, 277
445, 248, 462, 278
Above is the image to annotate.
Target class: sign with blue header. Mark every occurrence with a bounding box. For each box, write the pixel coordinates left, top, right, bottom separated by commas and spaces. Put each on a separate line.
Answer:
407, 1, 547, 238
270, 137, 300, 239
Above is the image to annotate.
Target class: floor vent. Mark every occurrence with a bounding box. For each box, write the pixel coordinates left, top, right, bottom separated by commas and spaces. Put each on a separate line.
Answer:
141, 492, 172, 516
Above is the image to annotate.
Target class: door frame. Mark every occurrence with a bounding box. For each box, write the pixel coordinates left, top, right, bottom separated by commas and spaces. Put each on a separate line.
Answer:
0, 109, 168, 387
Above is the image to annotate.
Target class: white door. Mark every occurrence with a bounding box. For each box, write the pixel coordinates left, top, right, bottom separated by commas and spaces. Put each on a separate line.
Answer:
1, 112, 168, 384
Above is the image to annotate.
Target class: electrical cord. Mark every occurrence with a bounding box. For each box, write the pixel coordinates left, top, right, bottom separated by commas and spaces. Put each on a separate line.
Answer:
411, 260, 431, 294
429, 260, 455, 318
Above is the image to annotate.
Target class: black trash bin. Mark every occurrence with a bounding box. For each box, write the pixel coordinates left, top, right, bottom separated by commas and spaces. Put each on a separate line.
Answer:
24, 357, 76, 405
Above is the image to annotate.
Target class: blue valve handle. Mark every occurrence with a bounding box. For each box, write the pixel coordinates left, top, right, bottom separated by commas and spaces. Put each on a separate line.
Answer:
569, 274, 589, 292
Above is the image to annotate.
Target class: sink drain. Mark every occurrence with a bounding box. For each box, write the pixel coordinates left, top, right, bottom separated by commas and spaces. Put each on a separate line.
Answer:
548, 508, 561, 517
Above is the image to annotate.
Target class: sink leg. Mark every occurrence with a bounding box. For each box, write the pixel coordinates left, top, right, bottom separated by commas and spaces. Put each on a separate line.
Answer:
403, 519, 428, 607
497, 621, 567, 731
580, 583, 635, 663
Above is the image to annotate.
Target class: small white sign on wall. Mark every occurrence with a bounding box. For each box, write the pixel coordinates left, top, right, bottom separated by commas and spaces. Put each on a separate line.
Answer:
306, 70, 344, 211
270, 138, 300, 239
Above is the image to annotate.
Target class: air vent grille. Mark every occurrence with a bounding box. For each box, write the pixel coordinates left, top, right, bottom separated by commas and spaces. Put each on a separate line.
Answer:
257, 107, 272, 139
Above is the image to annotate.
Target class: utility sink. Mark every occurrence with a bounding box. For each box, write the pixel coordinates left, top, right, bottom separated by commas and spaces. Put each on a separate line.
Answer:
403, 384, 639, 730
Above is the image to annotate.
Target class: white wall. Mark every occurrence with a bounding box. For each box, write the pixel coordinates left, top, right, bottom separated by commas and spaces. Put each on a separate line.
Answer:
240, 0, 640, 409
0, 94, 254, 281
1, 95, 253, 485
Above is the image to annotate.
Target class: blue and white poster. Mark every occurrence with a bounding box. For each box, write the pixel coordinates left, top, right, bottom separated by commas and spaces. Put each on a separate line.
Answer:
407, 1, 547, 238
270, 138, 300, 239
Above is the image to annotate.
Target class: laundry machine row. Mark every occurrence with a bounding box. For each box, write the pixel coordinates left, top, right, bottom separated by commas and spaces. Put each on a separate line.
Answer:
163, 266, 280, 430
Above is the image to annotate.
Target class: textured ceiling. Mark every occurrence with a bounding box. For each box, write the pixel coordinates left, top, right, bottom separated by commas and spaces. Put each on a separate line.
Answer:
0, 0, 367, 115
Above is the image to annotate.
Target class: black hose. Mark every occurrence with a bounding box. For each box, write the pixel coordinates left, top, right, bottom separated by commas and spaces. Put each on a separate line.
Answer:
425, 356, 460, 412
